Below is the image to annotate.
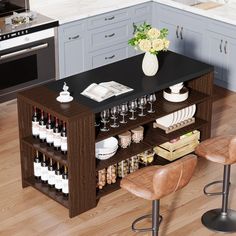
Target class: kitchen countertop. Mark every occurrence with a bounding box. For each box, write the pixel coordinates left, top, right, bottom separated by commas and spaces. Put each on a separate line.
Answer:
29, 0, 236, 26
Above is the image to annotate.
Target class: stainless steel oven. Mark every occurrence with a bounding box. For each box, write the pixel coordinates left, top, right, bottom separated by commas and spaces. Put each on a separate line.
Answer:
0, 28, 56, 102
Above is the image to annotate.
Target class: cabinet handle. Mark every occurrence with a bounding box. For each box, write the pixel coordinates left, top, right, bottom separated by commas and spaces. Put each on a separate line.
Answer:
105, 33, 115, 38
180, 27, 183, 40
105, 54, 115, 60
69, 35, 80, 40
176, 25, 179, 39
219, 39, 223, 53
105, 16, 115, 21
224, 41, 228, 54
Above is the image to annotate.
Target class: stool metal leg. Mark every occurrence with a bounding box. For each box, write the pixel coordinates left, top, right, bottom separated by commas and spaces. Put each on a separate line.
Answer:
202, 165, 236, 232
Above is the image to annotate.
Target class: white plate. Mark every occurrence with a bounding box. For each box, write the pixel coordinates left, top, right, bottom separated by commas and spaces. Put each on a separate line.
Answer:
179, 108, 186, 123
56, 95, 73, 103
156, 113, 174, 128
189, 104, 196, 118
172, 111, 179, 126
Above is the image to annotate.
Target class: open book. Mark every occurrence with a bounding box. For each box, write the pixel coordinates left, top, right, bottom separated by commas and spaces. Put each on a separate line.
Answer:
81, 81, 133, 102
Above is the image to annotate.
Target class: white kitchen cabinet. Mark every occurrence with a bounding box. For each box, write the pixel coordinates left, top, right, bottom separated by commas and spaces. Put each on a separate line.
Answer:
154, 3, 206, 62
207, 22, 236, 91
58, 20, 86, 79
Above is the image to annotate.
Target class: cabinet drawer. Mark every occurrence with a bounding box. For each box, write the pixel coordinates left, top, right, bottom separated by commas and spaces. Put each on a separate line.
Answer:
132, 3, 152, 17
88, 22, 129, 51
87, 9, 129, 30
88, 43, 129, 69
61, 22, 85, 43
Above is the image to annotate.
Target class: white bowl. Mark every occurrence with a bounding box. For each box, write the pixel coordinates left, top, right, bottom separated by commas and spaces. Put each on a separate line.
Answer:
95, 137, 118, 160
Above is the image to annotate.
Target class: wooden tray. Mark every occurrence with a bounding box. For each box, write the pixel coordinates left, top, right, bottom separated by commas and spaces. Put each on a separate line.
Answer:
192, 1, 223, 10
154, 130, 200, 161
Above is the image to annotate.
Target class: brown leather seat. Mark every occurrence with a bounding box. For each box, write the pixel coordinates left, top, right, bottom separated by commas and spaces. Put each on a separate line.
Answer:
120, 154, 197, 236
121, 154, 197, 201
195, 135, 236, 165
195, 135, 236, 233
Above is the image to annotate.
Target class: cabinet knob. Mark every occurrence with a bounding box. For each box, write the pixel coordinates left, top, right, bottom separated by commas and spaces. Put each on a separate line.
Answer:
219, 39, 223, 53
69, 35, 80, 40
105, 33, 115, 38
180, 27, 183, 40
105, 16, 115, 21
224, 41, 228, 54
105, 54, 115, 60
176, 25, 179, 39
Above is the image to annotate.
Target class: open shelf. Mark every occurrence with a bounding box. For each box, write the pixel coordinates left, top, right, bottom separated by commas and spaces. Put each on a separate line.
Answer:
25, 177, 69, 208
95, 90, 210, 142
22, 136, 67, 166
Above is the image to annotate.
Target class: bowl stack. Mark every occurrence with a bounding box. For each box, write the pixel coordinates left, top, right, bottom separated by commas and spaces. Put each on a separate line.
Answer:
95, 137, 118, 160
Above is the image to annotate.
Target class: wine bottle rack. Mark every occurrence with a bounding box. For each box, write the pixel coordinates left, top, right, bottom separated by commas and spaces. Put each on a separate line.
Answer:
17, 53, 214, 218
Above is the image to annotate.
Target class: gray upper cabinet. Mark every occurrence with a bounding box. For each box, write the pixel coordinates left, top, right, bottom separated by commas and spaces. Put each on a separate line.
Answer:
207, 21, 236, 91
58, 20, 86, 79
154, 3, 206, 61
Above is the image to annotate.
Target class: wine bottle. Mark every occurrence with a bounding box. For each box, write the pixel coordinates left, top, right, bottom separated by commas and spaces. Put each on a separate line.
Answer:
33, 150, 41, 180
32, 106, 39, 139
46, 114, 54, 147
48, 158, 55, 188
41, 154, 48, 184
62, 165, 69, 197
39, 110, 46, 143
61, 121, 67, 155
53, 118, 61, 151
55, 162, 62, 192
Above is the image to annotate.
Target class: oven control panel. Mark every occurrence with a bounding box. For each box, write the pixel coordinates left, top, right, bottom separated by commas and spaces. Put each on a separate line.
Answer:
0, 29, 30, 41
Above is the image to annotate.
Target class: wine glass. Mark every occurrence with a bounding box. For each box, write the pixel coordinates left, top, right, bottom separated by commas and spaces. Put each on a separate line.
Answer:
120, 103, 128, 124
100, 109, 110, 131
147, 93, 156, 113
138, 96, 147, 116
110, 106, 120, 128
129, 100, 138, 120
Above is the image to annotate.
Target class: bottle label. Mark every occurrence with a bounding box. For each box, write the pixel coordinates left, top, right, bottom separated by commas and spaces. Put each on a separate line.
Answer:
41, 166, 49, 181
55, 174, 62, 189
39, 125, 46, 139
33, 162, 41, 177
62, 178, 69, 194
32, 121, 40, 136
54, 133, 61, 147
48, 170, 55, 185
46, 129, 54, 143
61, 137, 67, 151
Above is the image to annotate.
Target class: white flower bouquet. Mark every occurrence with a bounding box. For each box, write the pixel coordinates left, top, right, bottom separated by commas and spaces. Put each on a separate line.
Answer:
128, 22, 170, 55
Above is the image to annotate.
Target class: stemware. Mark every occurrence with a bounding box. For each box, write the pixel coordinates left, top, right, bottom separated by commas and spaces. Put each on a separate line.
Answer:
138, 96, 147, 116
120, 103, 128, 124
110, 106, 120, 128
147, 93, 156, 113
100, 109, 110, 131
129, 100, 138, 120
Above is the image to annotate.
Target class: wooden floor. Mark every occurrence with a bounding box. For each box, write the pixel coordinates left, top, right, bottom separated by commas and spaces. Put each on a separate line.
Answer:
1, 86, 236, 236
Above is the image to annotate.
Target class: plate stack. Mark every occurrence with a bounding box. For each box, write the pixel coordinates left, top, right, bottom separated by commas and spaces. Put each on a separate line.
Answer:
95, 137, 118, 160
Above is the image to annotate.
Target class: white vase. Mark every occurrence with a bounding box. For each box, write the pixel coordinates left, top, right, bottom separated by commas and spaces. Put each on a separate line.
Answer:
142, 52, 159, 76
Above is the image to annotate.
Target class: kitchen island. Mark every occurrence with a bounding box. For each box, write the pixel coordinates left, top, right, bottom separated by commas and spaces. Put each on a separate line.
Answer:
17, 51, 213, 218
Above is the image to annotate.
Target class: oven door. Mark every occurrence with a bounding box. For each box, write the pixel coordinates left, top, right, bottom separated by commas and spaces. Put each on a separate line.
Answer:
0, 35, 55, 102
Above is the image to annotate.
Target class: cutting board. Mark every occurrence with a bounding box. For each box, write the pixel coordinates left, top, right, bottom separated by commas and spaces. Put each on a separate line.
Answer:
192, 1, 223, 10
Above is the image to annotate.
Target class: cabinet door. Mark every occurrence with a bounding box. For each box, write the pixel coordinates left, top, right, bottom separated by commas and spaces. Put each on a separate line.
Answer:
207, 31, 225, 83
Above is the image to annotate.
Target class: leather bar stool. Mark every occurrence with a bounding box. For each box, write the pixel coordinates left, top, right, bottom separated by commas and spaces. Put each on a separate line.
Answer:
195, 135, 236, 233
120, 154, 197, 236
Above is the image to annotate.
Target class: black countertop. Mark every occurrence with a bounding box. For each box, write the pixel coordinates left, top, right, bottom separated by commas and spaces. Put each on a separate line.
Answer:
46, 51, 213, 113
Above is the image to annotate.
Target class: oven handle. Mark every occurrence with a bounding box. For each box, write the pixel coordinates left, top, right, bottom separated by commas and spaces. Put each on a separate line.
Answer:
0, 43, 48, 60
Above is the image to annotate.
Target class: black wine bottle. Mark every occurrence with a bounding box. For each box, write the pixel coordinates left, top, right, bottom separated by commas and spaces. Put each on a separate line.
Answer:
62, 165, 69, 197
33, 150, 41, 180
32, 106, 39, 139
46, 113, 54, 147
55, 162, 62, 192
61, 122, 67, 155
48, 158, 55, 188
39, 110, 46, 143
41, 154, 48, 184
53, 118, 61, 151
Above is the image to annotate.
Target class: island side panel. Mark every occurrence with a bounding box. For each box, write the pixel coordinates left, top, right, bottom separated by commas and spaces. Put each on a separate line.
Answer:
17, 96, 34, 188
188, 71, 214, 140
68, 112, 96, 218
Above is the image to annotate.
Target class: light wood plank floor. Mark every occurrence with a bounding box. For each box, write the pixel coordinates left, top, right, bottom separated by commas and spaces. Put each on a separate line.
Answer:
1, 86, 236, 236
